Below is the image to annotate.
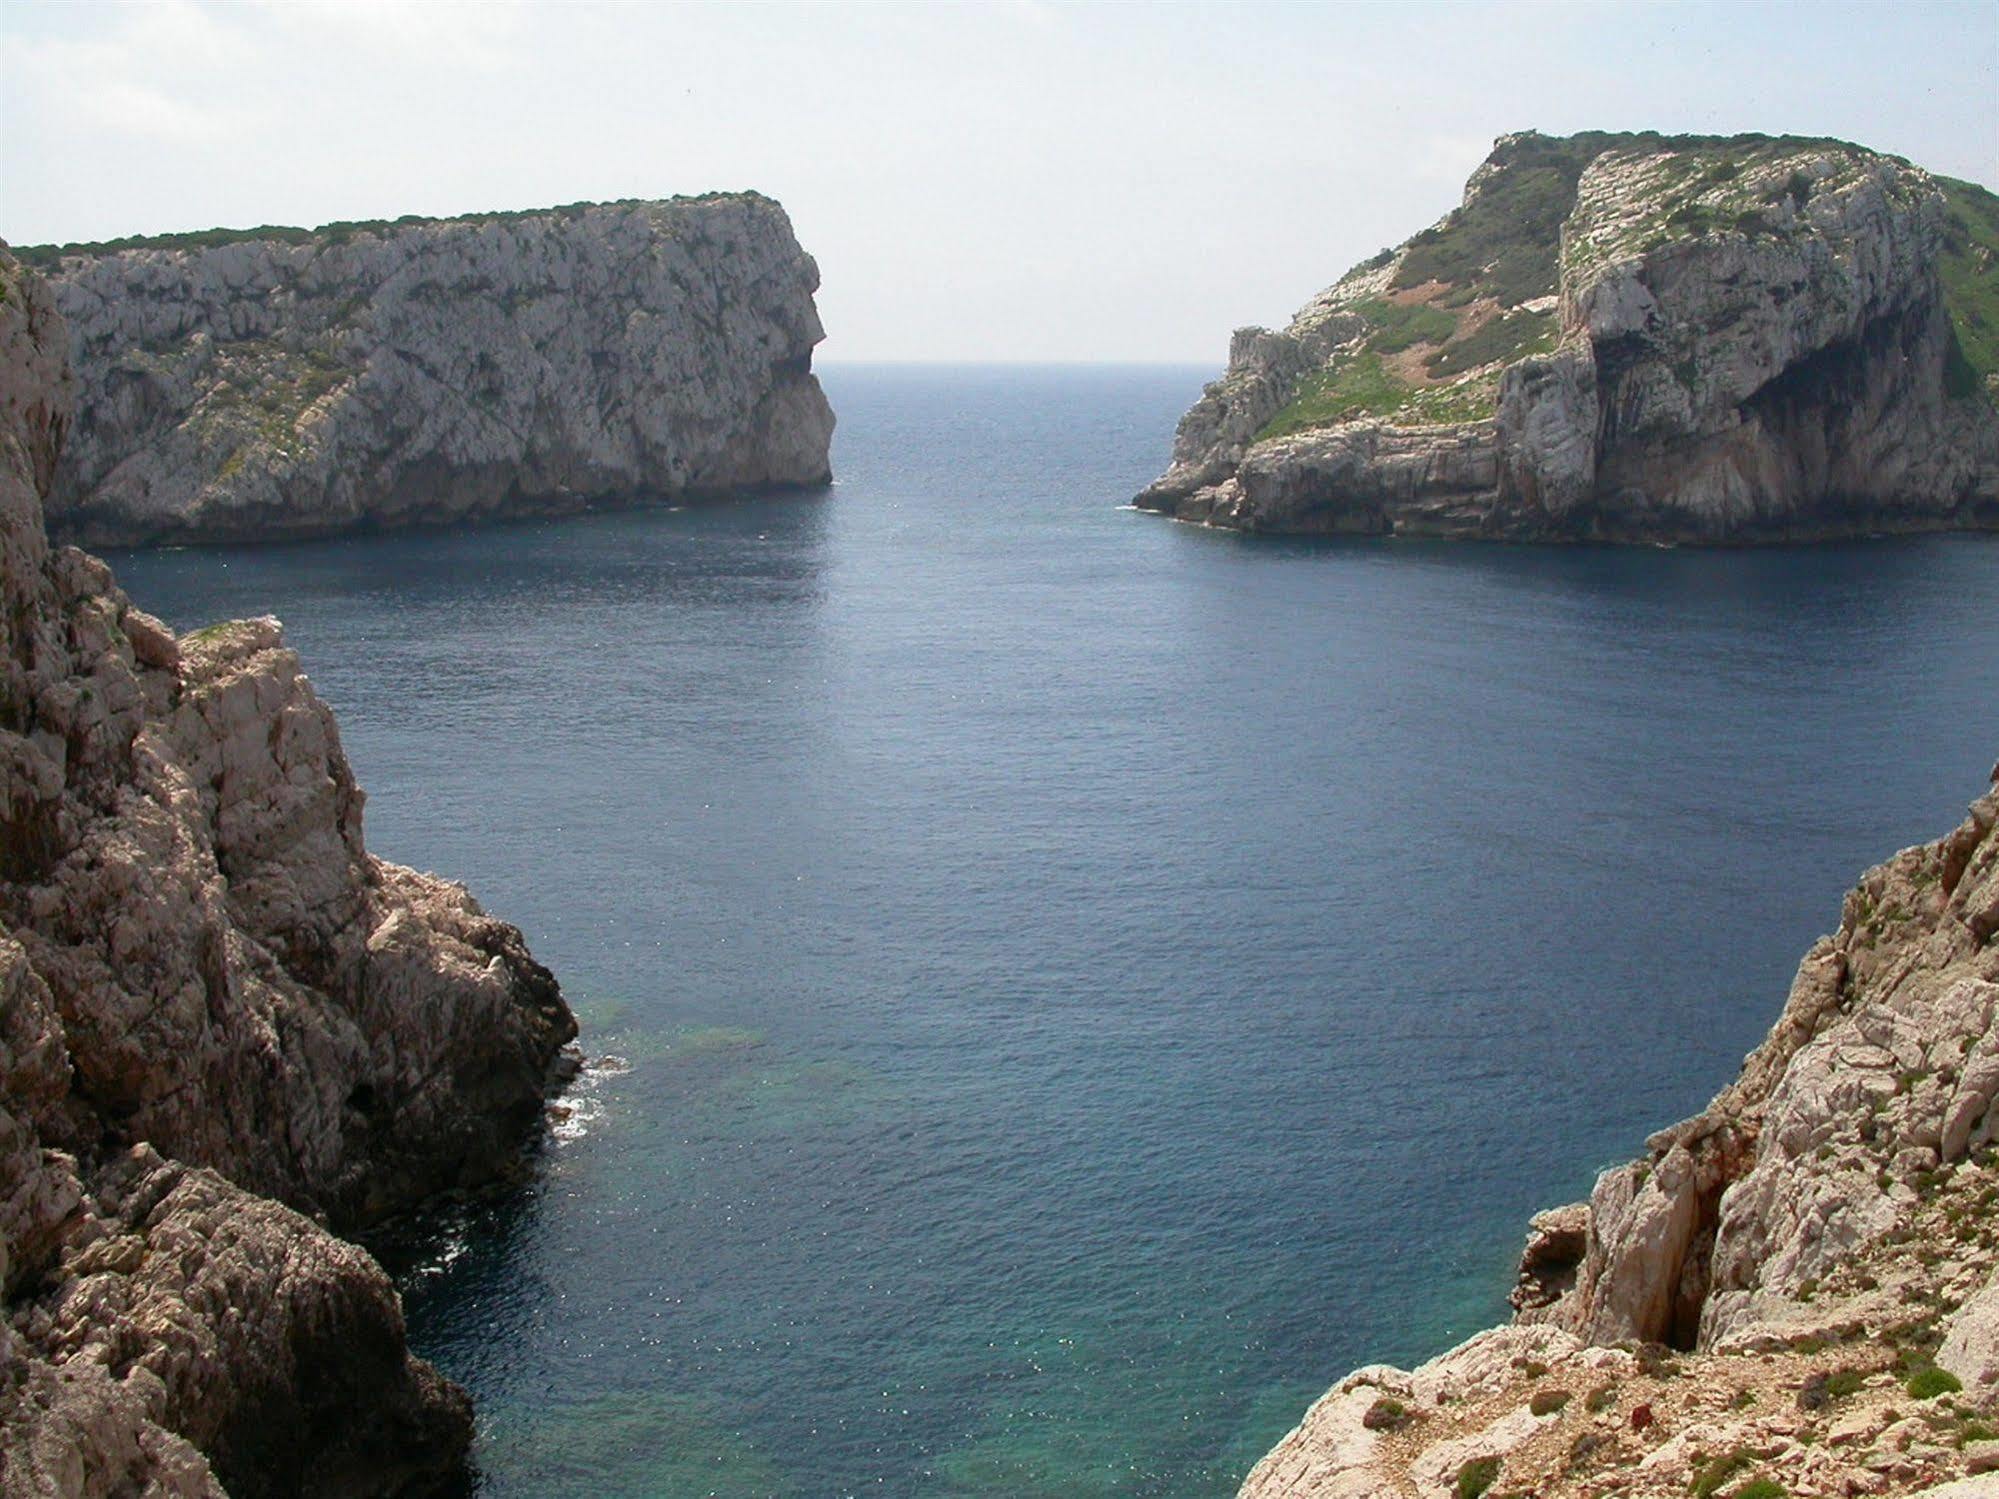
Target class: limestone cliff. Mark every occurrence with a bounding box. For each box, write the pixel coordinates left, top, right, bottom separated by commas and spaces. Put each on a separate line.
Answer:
0, 248, 577, 1492
1140, 132, 1999, 542
18, 194, 833, 545
1239, 769, 1999, 1497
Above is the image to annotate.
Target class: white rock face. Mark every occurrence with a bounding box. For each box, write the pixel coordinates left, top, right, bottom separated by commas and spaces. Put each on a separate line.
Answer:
1240, 770, 1999, 1496
1547, 794, 1999, 1351
1139, 132, 1999, 542
28, 194, 834, 544
1940, 1268, 1999, 1391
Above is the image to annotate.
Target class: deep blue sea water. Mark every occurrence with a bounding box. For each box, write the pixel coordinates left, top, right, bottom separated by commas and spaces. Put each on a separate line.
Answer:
108, 365, 1999, 1498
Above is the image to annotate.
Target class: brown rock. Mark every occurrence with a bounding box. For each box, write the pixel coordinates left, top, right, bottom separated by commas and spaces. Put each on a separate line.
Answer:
0, 244, 576, 1492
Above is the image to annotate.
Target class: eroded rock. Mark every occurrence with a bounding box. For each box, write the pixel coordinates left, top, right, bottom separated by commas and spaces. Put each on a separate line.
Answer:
1139, 131, 1999, 542
0, 245, 576, 1491
1239, 766, 1999, 1496
23, 195, 835, 545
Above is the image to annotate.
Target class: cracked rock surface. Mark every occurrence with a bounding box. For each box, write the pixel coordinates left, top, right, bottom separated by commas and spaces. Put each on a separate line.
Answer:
1241, 769, 1999, 1497
0, 246, 576, 1493
1139, 131, 1998, 542
28, 194, 833, 545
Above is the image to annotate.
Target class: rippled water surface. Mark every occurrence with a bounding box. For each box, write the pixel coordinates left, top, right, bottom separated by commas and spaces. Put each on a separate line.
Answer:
110, 365, 1999, 1497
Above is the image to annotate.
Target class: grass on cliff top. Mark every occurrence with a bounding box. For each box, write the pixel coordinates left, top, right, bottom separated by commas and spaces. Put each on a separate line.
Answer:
1937, 175, 1999, 400
1355, 297, 1458, 353
1253, 130, 1844, 444
11, 191, 771, 268
1391, 131, 1615, 307
1424, 306, 1558, 379
1256, 352, 1498, 440
1254, 303, 1555, 441
1388, 129, 1869, 309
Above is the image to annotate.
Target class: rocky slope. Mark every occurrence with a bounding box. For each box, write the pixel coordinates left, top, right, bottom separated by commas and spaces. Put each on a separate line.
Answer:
0, 247, 576, 1493
18, 194, 833, 545
1139, 132, 1999, 542
1240, 766, 1999, 1497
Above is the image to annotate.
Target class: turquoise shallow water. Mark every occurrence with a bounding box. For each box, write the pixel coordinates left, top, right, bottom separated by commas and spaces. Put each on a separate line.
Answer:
108, 364, 1999, 1497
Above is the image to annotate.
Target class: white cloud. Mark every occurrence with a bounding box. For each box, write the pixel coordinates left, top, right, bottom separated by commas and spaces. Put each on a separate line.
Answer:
248, 0, 532, 71
6, 0, 260, 141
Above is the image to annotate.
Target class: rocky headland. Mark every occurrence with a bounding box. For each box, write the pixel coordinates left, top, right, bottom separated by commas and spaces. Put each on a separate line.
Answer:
1240, 767, 1999, 1497
0, 245, 576, 1494
18, 194, 833, 546
1138, 131, 1999, 542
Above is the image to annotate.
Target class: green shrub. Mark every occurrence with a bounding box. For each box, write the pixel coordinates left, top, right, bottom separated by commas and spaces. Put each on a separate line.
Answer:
1423, 308, 1557, 379
1529, 1388, 1571, 1416
1362, 1395, 1410, 1431
8, 194, 742, 270
1945, 331, 1983, 401
1253, 351, 1499, 441
1357, 297, 1458, 354
1938, 175, 1999, 397
1391, 133, 1610, 306
1731, 1482, 1787, 1499
1584, 1382, 1616, 1413
1256, 355, 1407, 440
1455, 1456, 1501, 1499
1691, 1450, 1754, 1498
1906, 1365, 1964, 1400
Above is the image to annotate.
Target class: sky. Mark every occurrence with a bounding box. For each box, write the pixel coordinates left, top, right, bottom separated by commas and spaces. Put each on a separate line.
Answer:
1, 0, 1994, 363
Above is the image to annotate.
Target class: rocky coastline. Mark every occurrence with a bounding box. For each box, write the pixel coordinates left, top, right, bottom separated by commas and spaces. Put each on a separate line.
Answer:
1138, 132, 1999, 543
0, 246, 577, 1493
19, 194, 834, 547
1240, 765, 1999, 1496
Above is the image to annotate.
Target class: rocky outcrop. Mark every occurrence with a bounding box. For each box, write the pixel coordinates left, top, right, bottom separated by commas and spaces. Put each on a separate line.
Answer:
1239, 769, 1999, 1496
1140, 132, 1999, 542
20, 194, 833, 545
0, 247, 576, 1491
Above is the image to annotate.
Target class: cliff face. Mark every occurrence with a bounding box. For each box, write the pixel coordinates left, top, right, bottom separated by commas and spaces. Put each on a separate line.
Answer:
0, 249, 576, 1492
1240, 771, 1999, 1497
1140, 132, 1999, 542
21, 194, 833, 545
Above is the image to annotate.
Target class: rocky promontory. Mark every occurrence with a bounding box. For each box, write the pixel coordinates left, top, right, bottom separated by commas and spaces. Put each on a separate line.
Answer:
1139, 132, 1999, 542
1240, 767, 1999, 1496
0, 247, 576, 1492
18, 194, 833, 545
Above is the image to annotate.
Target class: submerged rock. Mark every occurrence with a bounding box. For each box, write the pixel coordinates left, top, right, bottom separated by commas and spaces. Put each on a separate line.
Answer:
19, 194, 834, 545
0, 247, 576, 1489
1139, 131, 1999, 543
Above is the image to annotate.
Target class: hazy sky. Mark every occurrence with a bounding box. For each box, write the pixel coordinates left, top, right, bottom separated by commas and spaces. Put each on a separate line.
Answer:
2, 0, 1994, 363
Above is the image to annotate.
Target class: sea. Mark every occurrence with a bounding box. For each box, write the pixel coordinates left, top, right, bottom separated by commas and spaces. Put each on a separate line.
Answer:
106, 363, 1999, 1498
